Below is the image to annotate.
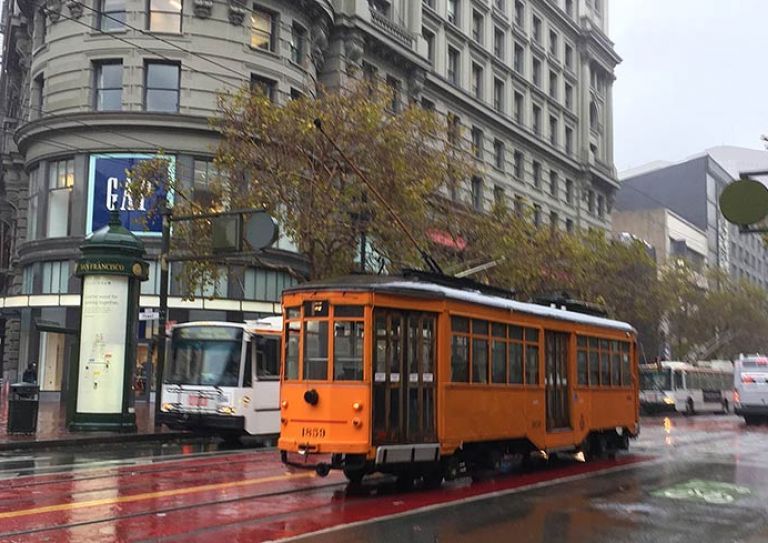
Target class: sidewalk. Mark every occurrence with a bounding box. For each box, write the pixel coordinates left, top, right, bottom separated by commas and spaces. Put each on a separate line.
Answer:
0, 381, 188, 451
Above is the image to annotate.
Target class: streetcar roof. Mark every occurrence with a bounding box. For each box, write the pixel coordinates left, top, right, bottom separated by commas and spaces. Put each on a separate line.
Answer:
284, 275, 635, 334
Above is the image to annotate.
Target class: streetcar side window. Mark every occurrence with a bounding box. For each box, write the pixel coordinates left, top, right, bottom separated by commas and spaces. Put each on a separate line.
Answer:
472, 320, 489, 384
451, 317, 470, 382
508, 326, 524, 384
525, 328, 540, 386
243, 341, 253, 387
621, 343, 631, 386
333, 320, 364, 381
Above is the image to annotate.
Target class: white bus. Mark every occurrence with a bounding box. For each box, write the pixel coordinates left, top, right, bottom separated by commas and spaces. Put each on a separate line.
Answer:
639, 361, 733, 415
734, 354, 768, 425
158, 317, 282, 440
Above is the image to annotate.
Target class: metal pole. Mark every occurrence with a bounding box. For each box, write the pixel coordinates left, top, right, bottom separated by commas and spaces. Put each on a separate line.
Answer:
154, 205, 171, 425
360, 230, 366, 273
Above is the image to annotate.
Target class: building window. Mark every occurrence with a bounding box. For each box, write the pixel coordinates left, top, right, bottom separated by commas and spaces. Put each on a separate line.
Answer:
494, 185, 505, 207
493, 78, 504, 111
597, 194, 605, 219
532, 160, 541, 188
32, 74, 44, 120
532, 15, 541, 43
243, 268, 298, 302
590, 101, 599, 131
549, 30, 558, 57
423, 0, 435, 8
565, 0, 574, 17
566, 218, 574, 233
565, 82, 573, 109
424, 28, 435, 66
472, 11, 483, 43
514, 0, 524, 26
386, 75, 401, 112
144, 62, 180, 112
250, 7, 275, 50
549, 70, 558, 99
549, 115, 558, 146
290, 23, 306, 64
549, 170, 558, 198
447, 113, 461, 146
532, 57, 541, 86
447, 47, 460, 85
549, 211, 558, 231
27, 167, 40, 241
565, 178, 573, 204
100, 0, 126, 30
532, 104, 541, 135
149, 0, 182, 33
514, 150, 523, 178
94, 60, 123, 111
565, 43, 574, 69
514, 91, 523, 123
192, 158, 226, 203
46, 159, 75, 237
447, 0, 458, 24
472, 63, 483, 99
514, 43, 524, 74
565, 126, 574, 155
41, 261, 70, 294
472, 126, 483, 159
494, 0, 505, 12
587, 190, 595, 214
494, 27, 504, 59
290, 88, 304, 101
494, 139, 505, 170
251, 74, 276, 101
533, 204, 542, 226
514, 195, 524, 217
471, 176, 484, 211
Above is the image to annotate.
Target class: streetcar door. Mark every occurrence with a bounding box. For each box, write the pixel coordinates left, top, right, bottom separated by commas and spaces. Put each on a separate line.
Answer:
372, 310, 436, 445
545, 331, 571, 430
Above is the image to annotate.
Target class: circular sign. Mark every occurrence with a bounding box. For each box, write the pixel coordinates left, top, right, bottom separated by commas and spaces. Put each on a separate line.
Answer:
244, 212, 278, 251
719, 178, 768, 226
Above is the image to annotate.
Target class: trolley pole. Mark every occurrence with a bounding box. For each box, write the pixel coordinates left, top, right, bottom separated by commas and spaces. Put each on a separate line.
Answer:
154, 204, 171, 425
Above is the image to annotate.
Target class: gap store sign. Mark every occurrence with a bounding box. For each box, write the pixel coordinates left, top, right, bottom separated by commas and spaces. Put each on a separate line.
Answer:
87, 154, 175, 235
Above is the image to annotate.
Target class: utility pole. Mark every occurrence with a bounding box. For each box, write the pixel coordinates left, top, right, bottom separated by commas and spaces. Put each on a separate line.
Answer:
154, 203, 171, 424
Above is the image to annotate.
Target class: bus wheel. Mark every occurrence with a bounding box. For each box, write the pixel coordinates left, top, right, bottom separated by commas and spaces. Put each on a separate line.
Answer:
343, 467, 366, 485
684, 399, 695, 416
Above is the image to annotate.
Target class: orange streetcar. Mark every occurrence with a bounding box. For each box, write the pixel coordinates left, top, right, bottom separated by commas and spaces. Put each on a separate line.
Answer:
278, 272, 639, 485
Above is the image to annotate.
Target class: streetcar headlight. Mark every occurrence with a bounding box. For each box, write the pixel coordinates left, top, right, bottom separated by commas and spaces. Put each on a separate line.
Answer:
352, 402, 363, 412
161, 403, 174, 412
663, 397, 675, 405
218, 406, 236, 415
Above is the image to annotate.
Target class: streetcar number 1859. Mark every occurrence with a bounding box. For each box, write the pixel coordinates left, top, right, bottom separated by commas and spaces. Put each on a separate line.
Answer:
301, 427, 326, 438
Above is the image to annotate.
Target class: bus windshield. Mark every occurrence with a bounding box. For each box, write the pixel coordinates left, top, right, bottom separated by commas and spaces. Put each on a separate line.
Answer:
640, 368, 672, 391
167, 326, 243, 386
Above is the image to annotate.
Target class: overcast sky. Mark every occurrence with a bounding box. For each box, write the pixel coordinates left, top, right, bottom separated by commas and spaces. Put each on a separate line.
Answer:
610, 1, 768, 172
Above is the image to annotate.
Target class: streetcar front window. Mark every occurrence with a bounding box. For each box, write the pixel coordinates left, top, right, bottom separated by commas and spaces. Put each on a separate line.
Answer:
640, 368, 672, 391
167, 327, 243, 387
303, 320, 329, 380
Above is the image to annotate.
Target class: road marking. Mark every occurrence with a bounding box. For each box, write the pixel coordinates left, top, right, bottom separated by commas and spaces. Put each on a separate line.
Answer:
0, 471, 315, 520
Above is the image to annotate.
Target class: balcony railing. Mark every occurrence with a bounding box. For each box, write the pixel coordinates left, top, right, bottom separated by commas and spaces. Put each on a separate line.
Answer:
370, 10, 414, 48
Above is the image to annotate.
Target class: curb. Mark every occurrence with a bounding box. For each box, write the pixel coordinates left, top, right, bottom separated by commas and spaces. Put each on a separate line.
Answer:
0, 431, 192, 452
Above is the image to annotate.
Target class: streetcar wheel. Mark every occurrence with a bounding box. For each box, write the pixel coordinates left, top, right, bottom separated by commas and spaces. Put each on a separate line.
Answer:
343, 467, 365, 485
422, 466, 444, 489
316, 463, 331, 477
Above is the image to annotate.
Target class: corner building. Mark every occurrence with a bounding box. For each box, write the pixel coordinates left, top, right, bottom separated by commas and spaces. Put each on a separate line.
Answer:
0, 0, 620, 393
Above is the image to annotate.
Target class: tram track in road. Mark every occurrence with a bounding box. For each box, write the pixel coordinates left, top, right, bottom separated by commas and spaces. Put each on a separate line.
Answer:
0, 449, 301, 511
0, 473, 349, 540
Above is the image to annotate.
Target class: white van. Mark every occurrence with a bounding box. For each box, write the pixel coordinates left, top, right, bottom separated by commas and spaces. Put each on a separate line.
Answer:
734, 354, 768, 425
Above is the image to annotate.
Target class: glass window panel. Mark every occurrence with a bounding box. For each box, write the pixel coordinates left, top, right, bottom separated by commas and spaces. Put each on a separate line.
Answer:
600, 351, 610, 385
333, 321, 364, 381
525, 328, 539, 342
492, 322, 506, 337
621, 355, 630, 387
101, 11, 125, 30
47, 188, 69, 237
147, 63, 179, 89
284, 322, 299, 379
577, 350, 588, 385
146, 89, 178, 112
509, 325, 523, 340
589, 337, 598, 349
472, 319, 489, 335
472, 338, 488, 383
150, 0, 181, 10
509, 342, 523, 383
150, 12, 181, 32
451, 316, 469, 333
589, 351, 599, 385
451, 334, 469, 382
303, 320, 328, 380
577, 335, 587, 347
526, 346, 539, 385
97, 89, 122, 111
99, 63, 122, 88
335, 305, 364, 318
42, 263, 52, 294
491, 339, 506, 383
611, 353, 621, 386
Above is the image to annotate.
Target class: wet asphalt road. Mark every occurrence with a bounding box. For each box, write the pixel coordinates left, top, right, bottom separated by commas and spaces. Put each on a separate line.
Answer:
1, 415, 767, 542
299, 414, 768, 543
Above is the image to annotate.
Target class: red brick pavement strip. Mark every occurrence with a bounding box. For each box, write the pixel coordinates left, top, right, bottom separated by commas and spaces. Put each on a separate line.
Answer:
0, 386, 187, 450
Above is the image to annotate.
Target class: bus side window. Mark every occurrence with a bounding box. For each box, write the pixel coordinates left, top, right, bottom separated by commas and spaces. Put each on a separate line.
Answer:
243, 341, 253, 387
674, 370, 683, 390
257, 337, 280, 379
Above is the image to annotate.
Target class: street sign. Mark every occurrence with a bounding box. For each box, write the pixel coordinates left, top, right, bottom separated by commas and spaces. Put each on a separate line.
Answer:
244, 212, 278, 251
719, 178, 768, 226
139, 310, 160, 321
